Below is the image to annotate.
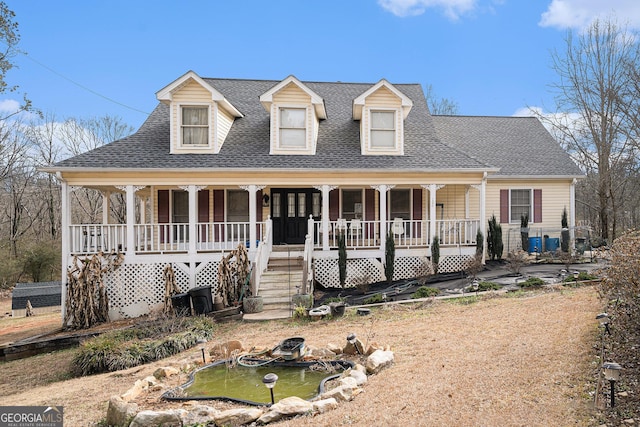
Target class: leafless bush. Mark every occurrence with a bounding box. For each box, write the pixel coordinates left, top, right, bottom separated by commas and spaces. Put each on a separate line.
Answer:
505, 250, 528, 275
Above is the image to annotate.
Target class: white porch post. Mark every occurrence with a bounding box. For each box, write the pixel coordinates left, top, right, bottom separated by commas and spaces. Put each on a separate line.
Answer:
125, 185, 136, 256
241, 185, 264, 251
570, 178, 576, 241
480, 175, 487, 260
102, 191, 110, 225
188, 185, 198, 255
60, 178, 69, 324
139, 196, 147, 224
428, 184, 444, 244
319, 185, 335, 251
373, 185, 392, 252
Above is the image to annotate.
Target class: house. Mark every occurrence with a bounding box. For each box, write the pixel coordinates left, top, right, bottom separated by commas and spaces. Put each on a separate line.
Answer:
11, 281, 62, 317
45, 71, 583, 319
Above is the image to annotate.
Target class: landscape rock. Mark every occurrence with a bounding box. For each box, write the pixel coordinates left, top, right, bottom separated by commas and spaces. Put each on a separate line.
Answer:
311, 347, 336, 358
153, 366, 180, 379
257, 396, 313, 424
320, 384, 354, 402
343, 338, 365, 355
326, 342, 342, 354
366, 349, 394, 374
215, 407, 263, 426
365, 341, 385, 356
120, 381, 145, 402
312, 397, 338, 414
129, 409, 186, 427
105, 396, 138, 427
339, 376, 358, 389
349, 369, 368, 385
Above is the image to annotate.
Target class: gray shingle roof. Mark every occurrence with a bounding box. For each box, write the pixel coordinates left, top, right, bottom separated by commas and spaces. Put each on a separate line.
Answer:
11, 281, 62, 310
431, 115, 583, 177
52, 77, 581, 178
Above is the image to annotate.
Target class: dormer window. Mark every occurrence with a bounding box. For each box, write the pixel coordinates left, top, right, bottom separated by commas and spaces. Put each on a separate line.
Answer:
370, 110, 396, 149
181, 106, 209, 146
280, 108, 306, 148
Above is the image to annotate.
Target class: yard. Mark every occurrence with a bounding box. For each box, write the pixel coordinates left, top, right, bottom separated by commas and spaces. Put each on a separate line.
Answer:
0, 285, 604, 426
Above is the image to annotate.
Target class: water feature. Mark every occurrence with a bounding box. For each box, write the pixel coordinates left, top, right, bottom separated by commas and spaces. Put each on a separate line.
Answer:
163, 359, 353, 406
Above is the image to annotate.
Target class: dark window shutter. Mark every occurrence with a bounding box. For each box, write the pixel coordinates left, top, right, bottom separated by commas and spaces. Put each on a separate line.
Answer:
533, 189, 542, 223
412, 188, 422, 220
213, 190, 224, 222
365, 189, 375, 221
500, 189, 509, 223
158, 190, 169, 223
329, 189, 339, 221
198, 189, 209, 222
256, 190, 263, 222
365, 188, 375, 239
412, 188, 423, 237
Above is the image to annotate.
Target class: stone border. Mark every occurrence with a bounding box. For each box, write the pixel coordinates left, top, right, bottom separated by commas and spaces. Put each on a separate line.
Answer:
106, 339, 394, 427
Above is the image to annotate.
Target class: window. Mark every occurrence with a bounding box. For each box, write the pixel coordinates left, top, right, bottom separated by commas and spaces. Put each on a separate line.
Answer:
181, 106, 209, 146
389, 189, 410, 219
227, 190, 249, 222
342, 190, 363, 220
370, 110, 395, 148
279, 108, 306, 148
510, 189, 531, 223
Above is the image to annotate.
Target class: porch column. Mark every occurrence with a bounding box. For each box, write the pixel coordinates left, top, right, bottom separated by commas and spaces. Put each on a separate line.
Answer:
570, 178, 576, 241
423, 184, 444, 245
481, 176, 486, 260
125, 185, 136, 256
319, 185, 335, 251
241, 185, 264, 251
102, 191, 110, 225
59, 177, 70, 324
188, 185, 198, 255
372, 184, 393, 252
139, 196, 147, 224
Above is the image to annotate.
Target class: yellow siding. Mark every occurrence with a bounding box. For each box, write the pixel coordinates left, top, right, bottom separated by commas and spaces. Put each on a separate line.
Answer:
366, 86, 402, 107
485, 180, 571, 229
217, 107, 235, 152
272, 84, 312, 104
170, 80, 217, 154
172, 80, 213, 102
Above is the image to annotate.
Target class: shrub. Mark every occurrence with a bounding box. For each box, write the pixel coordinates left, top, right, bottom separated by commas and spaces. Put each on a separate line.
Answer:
561, 207, 570, 252
338, 231, 347, 288
411, 286, 440, 299
431, 236, 440, 274
518, 277, 546, 288
22, 244, 60, 282
487, 215, 503, 260
467, 281, 501, 292
72, 316, 215, 376
385, 229, 395, 284
562, 271, 598, 283
520, 214, 529, 251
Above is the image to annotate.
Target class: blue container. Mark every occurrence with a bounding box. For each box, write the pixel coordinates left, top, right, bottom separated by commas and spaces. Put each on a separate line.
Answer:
528, 236, 542, 253
545, 237, 559, 252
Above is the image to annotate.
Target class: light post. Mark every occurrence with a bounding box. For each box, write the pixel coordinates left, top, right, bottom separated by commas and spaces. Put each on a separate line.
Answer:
262, 373, 278, 405
596, 312, 610, 335
197, 338, 207, 364
602, 362, 622, 408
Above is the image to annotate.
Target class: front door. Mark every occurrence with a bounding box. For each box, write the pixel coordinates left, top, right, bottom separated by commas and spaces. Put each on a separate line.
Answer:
271, 188, 321, 244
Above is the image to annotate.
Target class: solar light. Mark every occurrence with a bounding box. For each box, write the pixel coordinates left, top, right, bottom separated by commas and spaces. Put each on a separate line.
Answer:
596, 313, 610, 335
347, 333, 361, 355
197, 338, 207, 364
262, 373, 278, 404
602, 362, 622, 408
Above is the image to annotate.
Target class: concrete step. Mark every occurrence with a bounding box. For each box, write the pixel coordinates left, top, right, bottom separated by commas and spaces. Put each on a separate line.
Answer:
267, 258, 304, 269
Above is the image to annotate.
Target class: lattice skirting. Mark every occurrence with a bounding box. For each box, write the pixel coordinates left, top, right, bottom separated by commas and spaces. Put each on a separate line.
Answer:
105, 260, 220, 319
313, 254, 474, 288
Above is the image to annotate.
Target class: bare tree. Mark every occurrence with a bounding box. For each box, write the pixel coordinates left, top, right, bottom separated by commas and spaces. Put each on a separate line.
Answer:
424, 84, 459, 115
538, 18, 640, 241
0, 2, 32, 119
58, 116, 134, 223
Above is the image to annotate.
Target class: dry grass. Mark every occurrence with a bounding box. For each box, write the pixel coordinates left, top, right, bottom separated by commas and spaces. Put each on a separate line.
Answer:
0, 287, 600, 426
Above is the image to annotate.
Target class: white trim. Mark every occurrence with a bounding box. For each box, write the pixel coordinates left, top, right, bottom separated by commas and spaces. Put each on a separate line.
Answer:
156, 70, 243, 118
177, 103, 212, 150
259, 75, 327, 119
353, 79, 413, 120
271, 104, 315, 154
507, 188, 534, 224
367, 108, 401, 153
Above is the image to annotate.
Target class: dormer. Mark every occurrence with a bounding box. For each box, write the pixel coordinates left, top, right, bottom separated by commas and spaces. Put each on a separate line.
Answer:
260, 75, 327, 155
156, 71, 243, 154
353, 79, 413, 156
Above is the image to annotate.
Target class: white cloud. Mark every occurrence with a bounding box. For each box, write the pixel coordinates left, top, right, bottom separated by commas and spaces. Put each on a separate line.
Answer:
378, 0, 478, 20
539, 0, 640, 30
0, 99, 21, 113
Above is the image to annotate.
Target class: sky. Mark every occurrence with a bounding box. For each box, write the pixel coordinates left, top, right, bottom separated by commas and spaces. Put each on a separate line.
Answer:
4, 0, 640, 131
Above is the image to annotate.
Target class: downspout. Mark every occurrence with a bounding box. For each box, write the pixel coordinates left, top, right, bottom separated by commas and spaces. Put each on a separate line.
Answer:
58, 172, 69, 326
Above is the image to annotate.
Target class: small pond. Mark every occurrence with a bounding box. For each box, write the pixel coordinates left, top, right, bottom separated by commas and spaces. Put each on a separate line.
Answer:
163, 359, 353, 406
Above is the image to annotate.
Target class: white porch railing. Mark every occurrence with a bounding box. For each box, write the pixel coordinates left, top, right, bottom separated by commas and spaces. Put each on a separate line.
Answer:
69, 222, 266, 254
251, 218, 273, 295
311, 218, 480, 248
69, 224, 126, 254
